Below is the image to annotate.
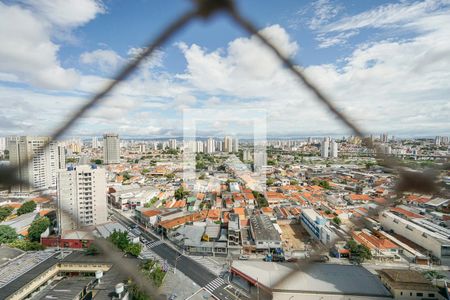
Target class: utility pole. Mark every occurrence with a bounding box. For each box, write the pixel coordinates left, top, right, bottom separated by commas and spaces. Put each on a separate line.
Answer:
174, 253, 182, 274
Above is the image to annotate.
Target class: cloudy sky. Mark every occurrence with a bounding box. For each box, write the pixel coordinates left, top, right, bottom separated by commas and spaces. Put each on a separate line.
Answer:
0, 0, 449, 138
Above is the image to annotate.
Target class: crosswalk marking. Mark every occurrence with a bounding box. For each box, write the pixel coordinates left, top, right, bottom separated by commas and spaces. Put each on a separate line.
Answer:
203, 277, 226, 293
146, 240, 164, 248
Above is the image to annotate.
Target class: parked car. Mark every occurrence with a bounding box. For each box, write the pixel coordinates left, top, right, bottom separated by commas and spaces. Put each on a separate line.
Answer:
239, 255, 250, 260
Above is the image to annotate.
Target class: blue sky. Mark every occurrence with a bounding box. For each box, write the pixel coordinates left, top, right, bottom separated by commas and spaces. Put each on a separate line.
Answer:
0, 0, 449, 138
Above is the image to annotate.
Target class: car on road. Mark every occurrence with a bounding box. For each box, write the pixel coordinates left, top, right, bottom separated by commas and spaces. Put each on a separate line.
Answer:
238, 255, 250, 260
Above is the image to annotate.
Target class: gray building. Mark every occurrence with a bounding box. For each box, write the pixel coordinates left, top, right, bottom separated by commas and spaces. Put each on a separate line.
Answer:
249, 214, 281, 253
103, 133, 120, 164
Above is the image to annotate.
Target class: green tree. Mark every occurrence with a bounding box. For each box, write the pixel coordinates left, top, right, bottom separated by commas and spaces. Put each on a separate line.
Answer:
0, 206, 14, 222
128, 282, 151, 300
17, 201, 36, 215
165, 173, 175, 180
290, 179, 299, 185
174, 187, 188, 200
122, 172, 132, 181
347, 239, 372, 263
126, 243, 142, 257
318, 180, 331, 189
8, 239, 44, 251
109, 230, 130, 251
85, 243, 100, 256
28, 216, 50, 242
423, 270, 446, 282
266, 177, 275, 186
0, 225, 17, 244
66, 157, 77, 163
91, 159, 103, 165
144, 197, 159, 208
332, 216, 342, 225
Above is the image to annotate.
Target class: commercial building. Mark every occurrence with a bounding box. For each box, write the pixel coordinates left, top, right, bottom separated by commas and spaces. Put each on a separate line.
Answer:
380, 210, 450, 265
227, 213, 242, 254
378, 269, 445, 300
300, 208, 336, 245
57, 165, 107, 231
249, 214, 282, 253
8, 136, 65, 193
0, 250, 126, 300
231, 261, 392, 300
103, 133, 120, 164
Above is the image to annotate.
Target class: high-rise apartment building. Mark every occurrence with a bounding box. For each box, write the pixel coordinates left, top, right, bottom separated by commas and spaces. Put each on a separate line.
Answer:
320, 137, 330, 158
8, 136, 65, 192
169, 139, 177, 150
435, 136, 441, 146
103, 133, 120, 164
0, 137, 6, 152
232, 137, 239, 153
92, 136, 99, 149
196, 141, 204, 153
58, 165, 107, 231
330, 140, 338, 158
206, 138, 215, 154
224, 136, 233, 152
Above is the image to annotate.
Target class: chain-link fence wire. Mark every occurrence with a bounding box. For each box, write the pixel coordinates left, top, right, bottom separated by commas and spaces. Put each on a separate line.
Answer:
0, 0, 448, 298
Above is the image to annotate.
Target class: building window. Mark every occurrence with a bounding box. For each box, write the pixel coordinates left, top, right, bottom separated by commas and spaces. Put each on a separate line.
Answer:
428, 293, 435, 297
416, 293, 423, 297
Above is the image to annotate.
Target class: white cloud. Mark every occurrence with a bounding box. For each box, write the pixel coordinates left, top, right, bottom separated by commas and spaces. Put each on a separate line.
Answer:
20, 0, 105, 28
80, 49, 123, 73
177, 19, 450, 136
0, 2, 80, 89
316, 30, 358, 48
322, 0, 448, 33
309, 0, 344, 30
0, 1, 104, 90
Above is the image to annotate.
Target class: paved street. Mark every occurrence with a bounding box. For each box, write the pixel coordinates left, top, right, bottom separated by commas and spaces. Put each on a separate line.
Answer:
109, 209, 244, 300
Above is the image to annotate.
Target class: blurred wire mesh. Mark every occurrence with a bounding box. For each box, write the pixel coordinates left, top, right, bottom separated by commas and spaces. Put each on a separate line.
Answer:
0, 0, 447, 299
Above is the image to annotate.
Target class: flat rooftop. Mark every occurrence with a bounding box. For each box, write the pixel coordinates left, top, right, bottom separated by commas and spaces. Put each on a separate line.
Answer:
232, 261, 391, 297
249, 214, 281, 241
34, 277, 94, 300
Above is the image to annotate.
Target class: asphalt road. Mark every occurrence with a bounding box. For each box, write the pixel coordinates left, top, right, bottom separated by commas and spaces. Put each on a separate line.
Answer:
109, 210, 239, 300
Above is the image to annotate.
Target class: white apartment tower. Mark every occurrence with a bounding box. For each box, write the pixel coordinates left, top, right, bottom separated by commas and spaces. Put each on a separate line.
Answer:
224, 136, 233, 153
0, 137, 6, 152
206, 138, 215, 154
320, 137, 330, 158
232, 137, 239, 153
9, 136, 65, 192
58, 165, 107, 231
103, 133, 120, 164
330, 140, 338, 158
92, 136, 99, 149
169, 139, 177, 150
196, 141, 204, 153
